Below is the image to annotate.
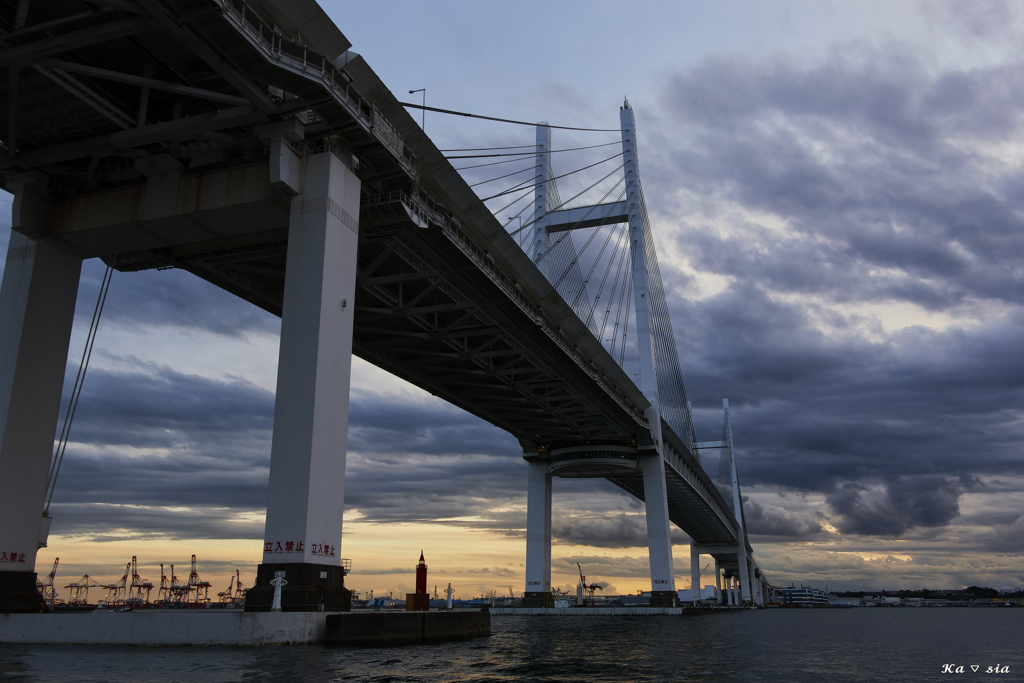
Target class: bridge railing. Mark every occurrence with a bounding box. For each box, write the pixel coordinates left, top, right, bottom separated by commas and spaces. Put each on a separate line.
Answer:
219, 0, 418, 177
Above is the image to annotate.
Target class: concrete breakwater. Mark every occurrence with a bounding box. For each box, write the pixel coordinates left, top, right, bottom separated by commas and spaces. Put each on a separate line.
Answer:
1, 609, 491, 646
325, 611, 491, 646
0, 610, 328, 646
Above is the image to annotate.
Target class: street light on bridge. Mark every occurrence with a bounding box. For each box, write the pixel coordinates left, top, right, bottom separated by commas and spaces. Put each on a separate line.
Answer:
409, 88, 426, 132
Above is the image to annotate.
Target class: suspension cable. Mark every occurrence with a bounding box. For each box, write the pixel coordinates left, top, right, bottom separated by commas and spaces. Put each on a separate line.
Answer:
446, 141, 622, 159
45, 265, 112, 513
440, 144, 538, 152
481, 152, 623, 202
468, 163, 542, 188
532, 178, 625, 266
551, 187, 628, 289
399, 102, 621, 132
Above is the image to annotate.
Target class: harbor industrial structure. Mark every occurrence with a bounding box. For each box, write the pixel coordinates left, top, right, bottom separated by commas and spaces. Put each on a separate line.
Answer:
0, 0, 768, 615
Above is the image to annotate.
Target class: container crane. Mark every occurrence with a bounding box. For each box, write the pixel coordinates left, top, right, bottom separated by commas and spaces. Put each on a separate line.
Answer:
102, 561, 131, 607
218, 574, 236, 602
156, 564, 171, 604
36, 558, 59, 608
169, 564, 188, 604
187, 554, 212, 605
64, 574, 96, 606
576, 563, 602, 607
128, 556, 154, 605
233, 570, 247, 603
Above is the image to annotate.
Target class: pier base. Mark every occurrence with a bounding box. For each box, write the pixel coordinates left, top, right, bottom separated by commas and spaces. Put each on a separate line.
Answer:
649, 590, 679, 607
521, 591, 554, 608
244, 563, 350, 612
0, 572, 45, 613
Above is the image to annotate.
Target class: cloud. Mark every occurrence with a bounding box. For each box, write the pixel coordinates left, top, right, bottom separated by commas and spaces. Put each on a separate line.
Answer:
824, 476, 964, 537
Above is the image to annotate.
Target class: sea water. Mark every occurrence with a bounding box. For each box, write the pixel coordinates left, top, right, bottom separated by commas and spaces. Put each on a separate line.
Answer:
1, 608, 1021, 682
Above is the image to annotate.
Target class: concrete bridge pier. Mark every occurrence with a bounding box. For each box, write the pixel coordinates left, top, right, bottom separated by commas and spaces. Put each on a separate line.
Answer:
0, 177, 83, 611
244, 150, 360, 612
641, 447, 677, 606
521, 457, 553, 608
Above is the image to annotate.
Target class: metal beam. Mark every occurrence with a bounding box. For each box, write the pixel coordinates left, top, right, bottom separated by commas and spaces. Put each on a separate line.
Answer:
0, 17, 150, 67
2, 105, 265, 169
39, 59, 251, 106
33, 65, 136, 129
544, 201, 628, 233
133, 0, 279, 115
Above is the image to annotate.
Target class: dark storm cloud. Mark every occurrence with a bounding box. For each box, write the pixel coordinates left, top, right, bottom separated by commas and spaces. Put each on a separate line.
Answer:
743, 498, 823, 538
642, 42, 1024, 539
652, 47, 1024, 310
48, 503, 263, 541
45, 360, 275, 540
824, 476, 964, 537
51, 357, 534, 536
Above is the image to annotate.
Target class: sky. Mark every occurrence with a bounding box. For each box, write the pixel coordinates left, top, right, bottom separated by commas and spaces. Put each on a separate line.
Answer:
3, 0, 1024, 599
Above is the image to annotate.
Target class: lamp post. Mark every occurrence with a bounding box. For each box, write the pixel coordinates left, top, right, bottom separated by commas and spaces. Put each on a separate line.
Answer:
409, 88, 426, 132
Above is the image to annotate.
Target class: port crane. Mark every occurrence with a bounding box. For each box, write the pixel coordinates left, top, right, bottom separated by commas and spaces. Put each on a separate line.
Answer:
218, 570, 246, 605
36, 558, 59, 608
128, 556, 154, 605
102, 561, 131, 606
157, 564, 171, 603
576, 563, 603, 607
169, 564, 189, 604
64, 574, 97, 606
187, 554, 212, 604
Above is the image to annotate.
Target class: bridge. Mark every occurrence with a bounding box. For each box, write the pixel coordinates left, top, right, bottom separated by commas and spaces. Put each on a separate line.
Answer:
0, 0, 767, 611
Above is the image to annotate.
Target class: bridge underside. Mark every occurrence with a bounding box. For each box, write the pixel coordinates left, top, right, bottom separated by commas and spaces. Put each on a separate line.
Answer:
108, 191, 647, 446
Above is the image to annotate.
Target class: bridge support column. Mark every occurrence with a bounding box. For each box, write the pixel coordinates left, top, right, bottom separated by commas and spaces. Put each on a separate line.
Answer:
246, 151, 360, 613
737, 551, 751, 604
522, 459, 552, 608
715, 561, 723, 605
0, 177, 83, 612
640, 449, 677, 606
689, 542, 701, 603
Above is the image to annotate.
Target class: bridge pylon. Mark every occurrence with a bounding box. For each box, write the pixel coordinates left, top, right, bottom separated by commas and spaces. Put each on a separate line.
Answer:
520, 103, 767, 608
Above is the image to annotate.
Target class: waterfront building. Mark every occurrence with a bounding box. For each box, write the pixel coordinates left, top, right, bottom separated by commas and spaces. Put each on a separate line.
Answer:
781, 585, 829, 606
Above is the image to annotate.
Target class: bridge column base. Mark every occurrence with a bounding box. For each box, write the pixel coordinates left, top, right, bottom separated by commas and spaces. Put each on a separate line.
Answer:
244, 563, 351, 612
0, 571, 46, 613
521, 591, 554, 608
649, 590, 679, 608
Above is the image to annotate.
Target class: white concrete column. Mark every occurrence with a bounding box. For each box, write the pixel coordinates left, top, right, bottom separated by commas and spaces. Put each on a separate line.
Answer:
261, 151, 360, 567
0, 226, 82, 577
690, 543, 700, 602
715, 561, 722, 604
524, 460, 552, 596
531, 125, 551, 278
641, 450, 676, 598
728, 577, 735, 606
